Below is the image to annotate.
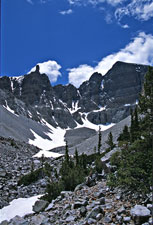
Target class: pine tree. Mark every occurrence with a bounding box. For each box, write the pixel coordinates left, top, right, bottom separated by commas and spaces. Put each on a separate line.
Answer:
106, 132, 115, 151
41, 154, 45, 168
117, 125, 130, 142
75, 148, 79, 166
65, 141, 69, 165
130, 106, 140, 142
98, 126, 102, 155
139, 66, 153, 137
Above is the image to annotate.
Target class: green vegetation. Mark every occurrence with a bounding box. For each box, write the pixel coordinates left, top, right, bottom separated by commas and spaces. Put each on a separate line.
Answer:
117, 125, 130, 142
43, 143, 87, 202
18, 162, 52, 186
43, 141, 107, 202
108, 67, 153, 193
105, 132, 116, 153
18, 168, 43, 186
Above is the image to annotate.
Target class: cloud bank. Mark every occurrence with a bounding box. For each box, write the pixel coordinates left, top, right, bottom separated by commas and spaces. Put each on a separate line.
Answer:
67, 0, 153, 25
29, 60, 62, 83
26, 0, 153, 25
115, 0, 153, 22
68, 32, 153, 87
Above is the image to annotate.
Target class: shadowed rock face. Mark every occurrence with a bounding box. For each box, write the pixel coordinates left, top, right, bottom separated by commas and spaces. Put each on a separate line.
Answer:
0, 61, 148, 128
103, 61, 147, 107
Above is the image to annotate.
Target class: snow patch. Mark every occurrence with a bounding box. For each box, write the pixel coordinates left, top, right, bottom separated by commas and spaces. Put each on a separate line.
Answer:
11, 75, 24, 84
101, 80, 104, 89
28, 110, 33, 118
76, 113, 115, 131
92, 106, 106, 112
3, 101, 19, 117
29, 119, 65, 157
124, 104, 131, 106
0, 195, 41, 223
69, 101, 81, 113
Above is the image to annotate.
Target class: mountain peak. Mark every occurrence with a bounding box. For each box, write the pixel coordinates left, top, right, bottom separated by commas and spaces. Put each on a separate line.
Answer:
89, 72, 103, 82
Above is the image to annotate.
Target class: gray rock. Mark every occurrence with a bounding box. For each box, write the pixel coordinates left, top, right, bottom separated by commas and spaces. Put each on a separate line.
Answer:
147, 204, 153, 214
66, 215, 76, 222
123, 216, 131, 222
9, 216, 28, 225
104, 216, 112, 223
116, 215, 122, 223
149, 217, 152, 224
99, 197, 105, 205
45, 201, 54, 211
74, 202, 84, 209
118, 205, 126, 214
30, 214, 47, 225
80, 206, 87, 217
96, 213, 102, 221
94, 191, 105, 198
0, 221, 8, 225
0, 169, 6, 177
130, 205, 150, 225
74, 183, 87, 192
32, 200, 49, 213
87, 218, 97, 224
61, 191, 72, 198
87, 206, 103, 219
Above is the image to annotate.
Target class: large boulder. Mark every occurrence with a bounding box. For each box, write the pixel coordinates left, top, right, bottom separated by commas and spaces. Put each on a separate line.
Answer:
32, 200, 49, 213
130, 205, 150, 224
0, 169, 6, 177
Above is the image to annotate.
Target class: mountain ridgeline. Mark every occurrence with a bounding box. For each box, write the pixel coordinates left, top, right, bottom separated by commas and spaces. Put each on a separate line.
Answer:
0, 61, 148, 130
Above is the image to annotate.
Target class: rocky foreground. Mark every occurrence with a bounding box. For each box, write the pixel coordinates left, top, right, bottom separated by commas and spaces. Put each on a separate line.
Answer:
1, 174, 152, 225
0, 137, 61, 209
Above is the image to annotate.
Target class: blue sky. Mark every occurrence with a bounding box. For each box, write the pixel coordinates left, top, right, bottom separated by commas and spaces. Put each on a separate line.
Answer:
1, 0, 153, 87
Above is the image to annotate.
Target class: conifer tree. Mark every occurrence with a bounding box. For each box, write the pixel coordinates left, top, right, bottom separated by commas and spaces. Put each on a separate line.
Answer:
139, 66, 153, 136
130, 106, 140, 142
117, 125, 130, 142
98, 126, 102, 155
75, 148, 79, 166
41, 154, 45, 168
106, 132, 115, 151
65, 141, 69, 165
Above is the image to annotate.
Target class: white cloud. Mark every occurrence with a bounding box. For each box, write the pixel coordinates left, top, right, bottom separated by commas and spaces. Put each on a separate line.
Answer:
68, 32, 153, 87
68, 64, 95, 87
115, 0, 153, 21
68, 0, 125, 6
29, 60, 62, 83
67, 0, 153, 24
59, 9, 73, 15
121, 24, 129, 29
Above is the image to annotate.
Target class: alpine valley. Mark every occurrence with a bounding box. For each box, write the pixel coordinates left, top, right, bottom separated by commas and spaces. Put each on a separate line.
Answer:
0, 61, 152, 225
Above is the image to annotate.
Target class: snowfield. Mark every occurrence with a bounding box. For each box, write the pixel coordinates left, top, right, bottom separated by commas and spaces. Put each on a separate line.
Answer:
0, 195, 41, 223
29, 119, 66, 158
29, 116, 115, 158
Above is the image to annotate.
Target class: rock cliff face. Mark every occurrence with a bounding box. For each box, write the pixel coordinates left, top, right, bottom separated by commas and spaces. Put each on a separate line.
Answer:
0, 61, 148, 129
